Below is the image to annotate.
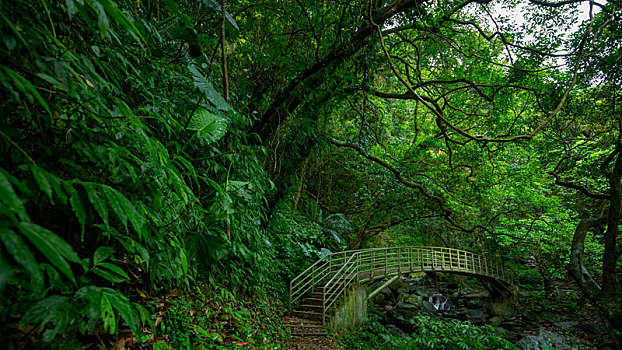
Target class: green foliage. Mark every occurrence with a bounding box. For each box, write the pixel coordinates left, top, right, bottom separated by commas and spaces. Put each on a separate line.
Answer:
0, 0, 275, 346
159, 283, 287, 349
0, 0, 619, 346
337, 314, 518, 350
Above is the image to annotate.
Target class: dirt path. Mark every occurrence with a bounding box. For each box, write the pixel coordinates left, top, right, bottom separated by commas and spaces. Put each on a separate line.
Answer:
283, 315, 342, 350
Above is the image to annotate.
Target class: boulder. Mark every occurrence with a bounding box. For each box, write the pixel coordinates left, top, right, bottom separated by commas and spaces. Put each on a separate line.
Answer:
405, 294, 423, 307
373, 287, 392, 305
516, 328, 584, 350
489, 301, 512, 317
421, 301, 439, 317
389, 278, 409, 292
385, 324, 407, 338
397, 286, 410, 294
415, 288, 429, 297
488, 316, 503, 327
466, 299, 487, 309
396, 301, 418, 309
383, 309, 417, 333
554, 321, 579, 329
407, 283, 421, 293
447, 274, 468, 289
461, 289, 490, 299
465, 308, 486, 322
396, 292, 409, 304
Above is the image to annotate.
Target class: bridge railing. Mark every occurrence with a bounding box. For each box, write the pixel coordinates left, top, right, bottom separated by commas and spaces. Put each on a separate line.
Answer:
290, 246, 511, 325
289, 250, 352, 309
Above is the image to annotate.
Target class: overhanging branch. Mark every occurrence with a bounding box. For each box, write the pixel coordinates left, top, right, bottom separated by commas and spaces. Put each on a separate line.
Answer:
328, 137, 501, 236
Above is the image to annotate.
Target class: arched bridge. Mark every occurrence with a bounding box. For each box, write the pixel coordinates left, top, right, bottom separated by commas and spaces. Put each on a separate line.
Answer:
289, 246, 513, 325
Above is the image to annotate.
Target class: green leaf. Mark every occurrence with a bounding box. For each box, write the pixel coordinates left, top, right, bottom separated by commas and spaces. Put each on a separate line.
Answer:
188, 65, 230, 110
65, 0, 79, 17
100, 293, 117, 334
187, 109, 228, 145
0, 65, 51, 114
31, 166, 54, 202
133, 240, 150, 269
102, 186, 145, 238
20, 295, 70, 328
48, 172, 68, 205
91, 0, 110, 38
102, 288, 144, 340
198, 0, 239, 30
96, 0, 145, 43
0, 227, 43, 291
0, 254, 11, 291
102, 186, 128, 229
64, 182, 86, 239
84, 183, 109, 226
95, 262, 128, 279
92, 263, 129, 283
0, 169, 29, 222
21, 295, 72, 342
93, 246, 114, 265
17, 222, 80, 283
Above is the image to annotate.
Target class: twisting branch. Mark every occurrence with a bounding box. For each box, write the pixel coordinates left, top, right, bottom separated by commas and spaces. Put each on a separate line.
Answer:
250, 0, 427, 143
328, 137, 502, 236
375, 4, 594, 144
549, 172, 610, 199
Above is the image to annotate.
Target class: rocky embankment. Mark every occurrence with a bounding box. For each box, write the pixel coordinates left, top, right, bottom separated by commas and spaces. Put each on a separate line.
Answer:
369, 272, 612, 349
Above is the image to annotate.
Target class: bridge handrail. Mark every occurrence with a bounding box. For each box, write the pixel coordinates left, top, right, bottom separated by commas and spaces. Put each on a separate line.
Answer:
322, 251, 362, 322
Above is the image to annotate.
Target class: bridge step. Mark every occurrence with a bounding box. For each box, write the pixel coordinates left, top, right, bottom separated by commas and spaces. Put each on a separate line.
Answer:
304, 297, 323, 304
305, 292, 323, 301
297, 304, 322, 311
283, 315, 327, 337
291, 330, 327, 337
288, 324, 326, 336
291, 310, 323, 321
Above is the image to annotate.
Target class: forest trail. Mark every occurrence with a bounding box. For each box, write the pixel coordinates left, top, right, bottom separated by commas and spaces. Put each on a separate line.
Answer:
283, 315, 342, 350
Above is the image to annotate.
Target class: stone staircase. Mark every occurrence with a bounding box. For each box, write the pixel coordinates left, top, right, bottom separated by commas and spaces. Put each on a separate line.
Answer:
284, 286, 343, 349
286, 286, 326, 336
290, 286, 324, 324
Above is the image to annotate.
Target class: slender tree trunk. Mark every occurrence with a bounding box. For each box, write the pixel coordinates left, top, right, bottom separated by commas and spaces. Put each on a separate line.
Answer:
292, 159, 307, 215
569, 216, 606, 293
220, 0, 229, 102
602, 151, 622, 298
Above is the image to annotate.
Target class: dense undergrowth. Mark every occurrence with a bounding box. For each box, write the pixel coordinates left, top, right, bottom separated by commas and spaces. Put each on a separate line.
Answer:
0, 0, 292, 348
336, 313, 517, 350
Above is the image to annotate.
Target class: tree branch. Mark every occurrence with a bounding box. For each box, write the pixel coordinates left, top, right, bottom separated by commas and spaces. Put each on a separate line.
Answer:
549, 172, 610, 199
376, 4, 594, 144
328, 137, 496, 236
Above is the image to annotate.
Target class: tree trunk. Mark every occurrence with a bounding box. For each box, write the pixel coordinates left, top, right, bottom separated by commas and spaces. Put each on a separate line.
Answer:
569, 216, 606, 293
602, 151, 622, 299
291, 159, 307, 215
250, 1, 427, 215
249, 0, 425, 143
